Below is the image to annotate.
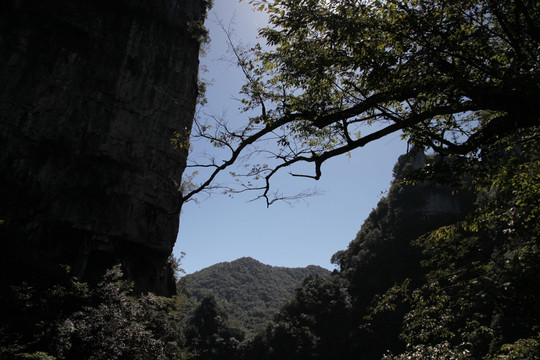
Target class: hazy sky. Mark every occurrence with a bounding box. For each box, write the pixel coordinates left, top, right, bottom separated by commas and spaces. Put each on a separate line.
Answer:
173, 0, 407, 274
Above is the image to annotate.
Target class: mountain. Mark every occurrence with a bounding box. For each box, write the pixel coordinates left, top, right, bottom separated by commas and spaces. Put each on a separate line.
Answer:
182, 257, 331, 334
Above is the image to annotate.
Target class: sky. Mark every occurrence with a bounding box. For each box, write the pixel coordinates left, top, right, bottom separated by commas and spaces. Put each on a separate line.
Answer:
173, 0, 407, 275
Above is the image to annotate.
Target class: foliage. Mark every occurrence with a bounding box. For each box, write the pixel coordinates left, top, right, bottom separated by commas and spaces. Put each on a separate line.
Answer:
15, 352, 57, 360
186, 0, 213, 43
0, 264, 90, 359
56, 266, 190, 360
0, 265, 192, 360
183, 257, 330, 336
267, 275, 353, 359
382, 342, 473, 360
378, 129, 540, 359
489, 336, 540, 360
185, 295, 244, 360
184, 0, 540, 205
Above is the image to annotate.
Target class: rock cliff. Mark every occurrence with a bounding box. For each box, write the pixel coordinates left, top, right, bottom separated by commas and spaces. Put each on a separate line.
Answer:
0, 0, 208, 295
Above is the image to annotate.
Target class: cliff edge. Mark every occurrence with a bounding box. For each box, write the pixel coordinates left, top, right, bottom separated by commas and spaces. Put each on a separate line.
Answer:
0, 0, 208, 295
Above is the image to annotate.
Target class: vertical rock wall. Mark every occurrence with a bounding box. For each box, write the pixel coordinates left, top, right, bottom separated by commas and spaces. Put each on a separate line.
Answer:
0, 0, 207, 295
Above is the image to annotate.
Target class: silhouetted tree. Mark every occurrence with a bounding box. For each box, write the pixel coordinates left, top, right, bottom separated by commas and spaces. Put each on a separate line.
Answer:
186, 295, 245, 360
184, 0, 540, 205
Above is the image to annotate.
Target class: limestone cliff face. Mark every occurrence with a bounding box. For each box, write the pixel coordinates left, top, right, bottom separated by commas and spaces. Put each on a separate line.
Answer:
0, 0, 207, 295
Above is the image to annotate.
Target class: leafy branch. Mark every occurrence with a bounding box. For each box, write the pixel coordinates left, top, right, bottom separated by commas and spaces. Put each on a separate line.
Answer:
177, 0, 540, 209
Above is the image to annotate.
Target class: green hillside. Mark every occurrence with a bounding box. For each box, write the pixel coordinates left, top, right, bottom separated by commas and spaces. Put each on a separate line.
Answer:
182, 257, 331, 334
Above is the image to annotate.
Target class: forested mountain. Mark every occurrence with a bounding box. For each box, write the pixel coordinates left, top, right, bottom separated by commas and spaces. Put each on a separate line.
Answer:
182, 257, 330, 334
231, 131, 540, 360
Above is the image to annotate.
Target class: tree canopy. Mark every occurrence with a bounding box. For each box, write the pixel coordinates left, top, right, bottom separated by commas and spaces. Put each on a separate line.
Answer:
182, 0, 540, 205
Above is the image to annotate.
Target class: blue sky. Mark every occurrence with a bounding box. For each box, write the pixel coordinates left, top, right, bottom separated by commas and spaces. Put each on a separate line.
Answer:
173, 0, 407, 274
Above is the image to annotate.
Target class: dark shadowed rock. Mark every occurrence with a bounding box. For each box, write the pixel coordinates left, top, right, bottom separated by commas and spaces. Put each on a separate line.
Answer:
0, 0, 208, 295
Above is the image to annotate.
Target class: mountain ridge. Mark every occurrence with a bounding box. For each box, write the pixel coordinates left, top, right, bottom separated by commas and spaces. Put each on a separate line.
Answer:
187, 256, 332, 275
182, 256, 331, 335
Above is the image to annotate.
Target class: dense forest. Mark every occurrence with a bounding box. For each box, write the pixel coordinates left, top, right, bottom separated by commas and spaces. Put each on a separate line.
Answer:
1, 0, 539, 359
183, 257, 330, 335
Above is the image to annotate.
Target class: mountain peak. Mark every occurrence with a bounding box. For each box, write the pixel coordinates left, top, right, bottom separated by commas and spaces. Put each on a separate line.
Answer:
183, 258, 331, 335
231, 256, 263, 265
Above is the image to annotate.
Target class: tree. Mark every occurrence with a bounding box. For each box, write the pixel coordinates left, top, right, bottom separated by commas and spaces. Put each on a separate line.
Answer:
55, 266, 191, 360
271, 275, 353, 360
378, 130, 540, 359
182, 0, 539, 206
185, 295, 245, 360
0, 265, 192, 360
